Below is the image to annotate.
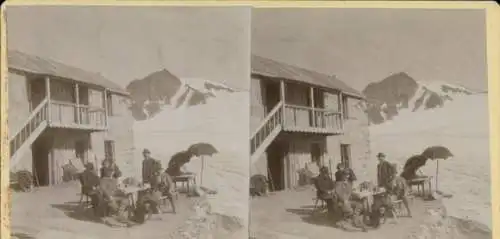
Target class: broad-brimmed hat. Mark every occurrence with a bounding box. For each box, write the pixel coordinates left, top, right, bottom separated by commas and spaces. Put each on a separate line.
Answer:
377, 152, 386, 158
143, 148, 151, 154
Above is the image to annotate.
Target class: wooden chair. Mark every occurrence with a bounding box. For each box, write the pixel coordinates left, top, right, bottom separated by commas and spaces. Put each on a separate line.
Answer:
312, 196, 327, 213
77, 174, 92, 208
311, 177, 328, 214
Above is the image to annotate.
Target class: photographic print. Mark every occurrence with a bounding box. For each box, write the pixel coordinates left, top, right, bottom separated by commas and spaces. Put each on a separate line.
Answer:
250, 8, 491, 239
5, 5, 250, 239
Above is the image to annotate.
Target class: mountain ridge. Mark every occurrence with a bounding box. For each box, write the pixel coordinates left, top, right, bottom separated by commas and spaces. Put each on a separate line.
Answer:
362, 72, 476, 124
126, 69, 237, 120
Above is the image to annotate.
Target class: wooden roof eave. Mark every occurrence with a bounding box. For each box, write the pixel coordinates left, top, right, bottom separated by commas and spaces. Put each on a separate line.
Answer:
251, 72, 365, 100
8, 66, 130, 97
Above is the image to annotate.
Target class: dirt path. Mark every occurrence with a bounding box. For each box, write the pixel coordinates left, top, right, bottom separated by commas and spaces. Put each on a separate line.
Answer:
250, 186, 452, 239
10, 182, 198, 239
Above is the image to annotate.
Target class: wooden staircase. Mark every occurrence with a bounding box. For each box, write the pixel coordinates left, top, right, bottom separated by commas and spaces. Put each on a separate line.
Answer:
10, 99, 49, 169
250, 101, 284, 163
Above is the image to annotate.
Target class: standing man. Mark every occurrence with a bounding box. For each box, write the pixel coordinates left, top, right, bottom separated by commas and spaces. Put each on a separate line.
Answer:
142, 149, 161, 184
376, 152, 395, 190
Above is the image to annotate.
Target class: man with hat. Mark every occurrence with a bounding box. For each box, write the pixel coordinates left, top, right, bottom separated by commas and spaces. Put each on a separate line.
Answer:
314, 166, 335, 214
376, 152, 395, 190
142, 148, 162, 184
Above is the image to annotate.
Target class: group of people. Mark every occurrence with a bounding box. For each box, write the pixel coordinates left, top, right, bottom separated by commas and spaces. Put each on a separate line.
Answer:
314, 152, 412, 231
78, 148, 178, 227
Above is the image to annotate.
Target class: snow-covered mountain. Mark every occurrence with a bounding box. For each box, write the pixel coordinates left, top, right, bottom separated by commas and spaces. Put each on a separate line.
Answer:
126, 69, 236, 120
366, 93, 490, 230
362, 72, 477, 124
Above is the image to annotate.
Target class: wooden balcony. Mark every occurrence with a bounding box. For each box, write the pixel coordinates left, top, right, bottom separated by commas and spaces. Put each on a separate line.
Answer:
48, 100, 107, 131
283, 104, 342, 134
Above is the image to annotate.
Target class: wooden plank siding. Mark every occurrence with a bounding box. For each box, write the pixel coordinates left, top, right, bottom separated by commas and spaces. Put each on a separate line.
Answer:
250, 76, 370, 190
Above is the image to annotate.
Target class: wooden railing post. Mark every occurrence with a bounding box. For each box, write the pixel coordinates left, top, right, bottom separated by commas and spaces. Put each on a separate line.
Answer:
338, 91, 343, 129
75, 83, 80, 124
310, 87, 315, 127
103, 89, 109, 127
45, 76, 51, 124
280, 80, 286, 126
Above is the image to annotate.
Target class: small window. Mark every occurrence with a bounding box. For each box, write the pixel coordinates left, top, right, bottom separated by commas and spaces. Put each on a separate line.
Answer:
342, 96, 349, 119
104, 140, 115, 161
340, 144, 351, 168
106, 93, 114, 116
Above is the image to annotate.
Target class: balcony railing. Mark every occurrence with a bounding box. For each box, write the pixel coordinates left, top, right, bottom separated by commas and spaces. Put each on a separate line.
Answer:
49, 100, 107, 130
283, 104, 342, 133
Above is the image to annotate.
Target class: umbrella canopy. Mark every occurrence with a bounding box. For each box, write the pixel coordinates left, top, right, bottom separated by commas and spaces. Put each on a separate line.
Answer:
421, 146, 453, 160
187, 142, 219, 157
400, 154, 428, 180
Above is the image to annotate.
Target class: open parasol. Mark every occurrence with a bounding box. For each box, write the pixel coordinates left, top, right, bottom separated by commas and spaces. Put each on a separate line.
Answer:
421, 146, 453, 192
186, 142, 219, 185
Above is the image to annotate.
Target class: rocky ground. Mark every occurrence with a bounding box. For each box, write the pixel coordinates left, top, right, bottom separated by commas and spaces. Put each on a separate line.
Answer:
249, 186, 491, 239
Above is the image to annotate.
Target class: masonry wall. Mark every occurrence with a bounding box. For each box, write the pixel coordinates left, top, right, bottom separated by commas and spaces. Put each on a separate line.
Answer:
91, 93, 136, 176
326, 96, 370, 179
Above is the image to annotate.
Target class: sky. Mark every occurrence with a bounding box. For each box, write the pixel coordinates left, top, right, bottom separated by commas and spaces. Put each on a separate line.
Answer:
252, 8, 488, 91
6, 6, 251, 90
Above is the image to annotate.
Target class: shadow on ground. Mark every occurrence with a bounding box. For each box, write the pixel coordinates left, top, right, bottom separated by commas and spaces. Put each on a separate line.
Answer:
286, 205, 365, 233
11, 232, 36, 239
51, 201, 102, 224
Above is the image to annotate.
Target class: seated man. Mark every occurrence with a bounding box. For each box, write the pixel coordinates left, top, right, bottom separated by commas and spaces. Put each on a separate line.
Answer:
96, 169, 131, 226
100, 158, 122, 179
334, 171, 367, 232
314, 166, 336, 214
79, 163, 100, 207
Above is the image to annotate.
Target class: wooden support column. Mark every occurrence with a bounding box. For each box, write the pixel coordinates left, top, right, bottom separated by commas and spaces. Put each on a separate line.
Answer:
310, 87, 315, 127
75, 83, 80, 124
280, 80, 286, 126
338, 92, 344, 129
103, 90, 109, 127
45, 76, 51, 123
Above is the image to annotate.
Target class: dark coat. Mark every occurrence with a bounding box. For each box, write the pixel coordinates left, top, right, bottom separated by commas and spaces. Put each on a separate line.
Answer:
166, 151, 192, 176
79, 169, 100, 195
100, 162, 122, 179
142, 157, 161, 183
314, 174, 335, 199
335, 168, 357, 182
377, 160, 395, 188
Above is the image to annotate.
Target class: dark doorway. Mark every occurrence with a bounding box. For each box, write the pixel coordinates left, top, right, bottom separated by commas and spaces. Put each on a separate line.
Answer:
75, 140, 88, 164
32, 134, 51, 186
263, 80, 281, 113
266, 140, 286, 191
311, 143, 322, 167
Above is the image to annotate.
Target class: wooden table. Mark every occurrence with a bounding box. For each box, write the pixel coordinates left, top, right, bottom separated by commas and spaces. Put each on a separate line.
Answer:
408, 176, 432, 198
355, 188, 386, 215
172, 174, 196, 193
120, 185, 150, 215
